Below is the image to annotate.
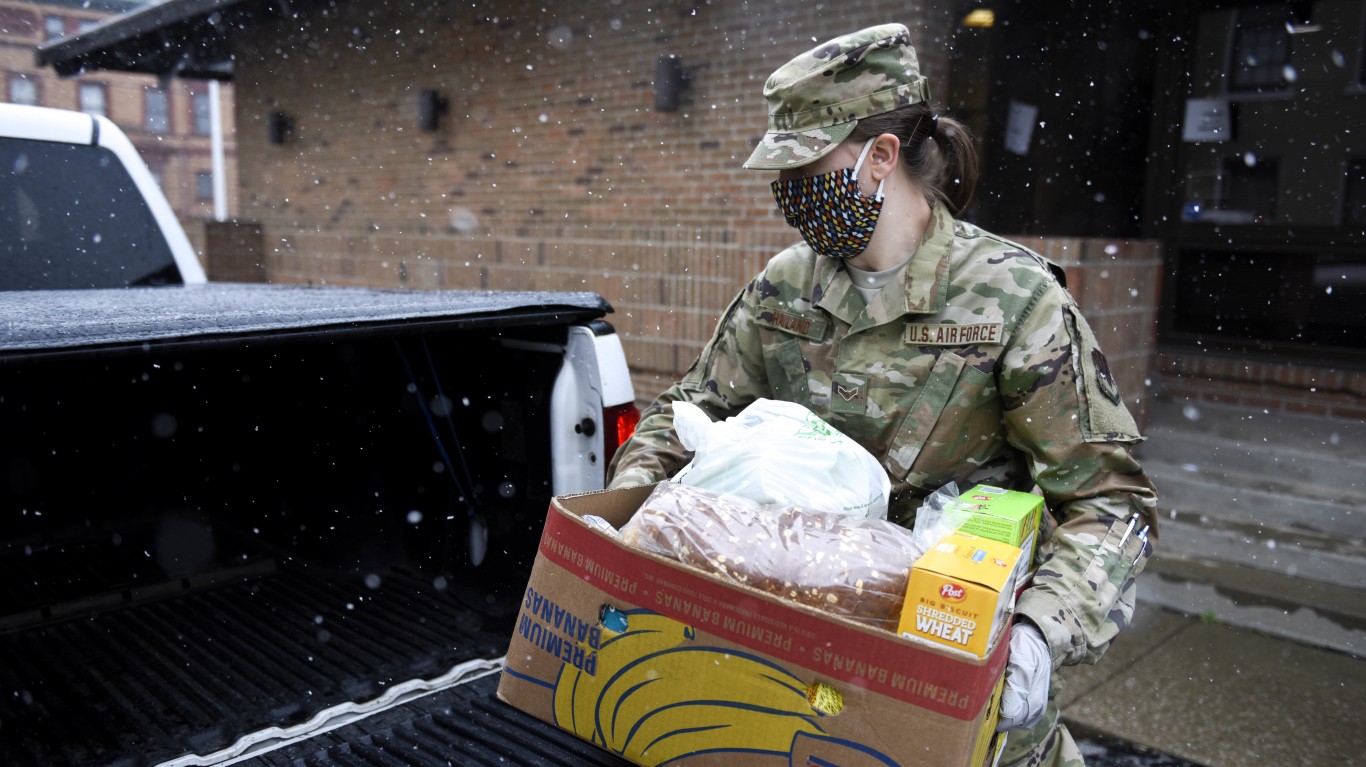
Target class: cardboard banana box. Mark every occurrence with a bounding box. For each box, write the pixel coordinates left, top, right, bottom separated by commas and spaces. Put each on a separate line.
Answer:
498, 484, 1009, 767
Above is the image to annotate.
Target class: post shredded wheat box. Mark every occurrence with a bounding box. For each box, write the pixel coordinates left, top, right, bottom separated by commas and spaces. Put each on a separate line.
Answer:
899, 532, 1022, 658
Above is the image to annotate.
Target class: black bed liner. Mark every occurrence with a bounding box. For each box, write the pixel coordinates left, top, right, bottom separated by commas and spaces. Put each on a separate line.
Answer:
236, 674, 632, 767
0, 534, 520, 767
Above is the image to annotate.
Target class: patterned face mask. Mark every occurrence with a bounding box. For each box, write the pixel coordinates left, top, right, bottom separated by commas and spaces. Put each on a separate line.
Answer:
770, 138, 885, 259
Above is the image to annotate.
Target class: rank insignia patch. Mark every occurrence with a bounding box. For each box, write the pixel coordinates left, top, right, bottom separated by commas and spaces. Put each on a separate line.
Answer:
830, 372, 867, 414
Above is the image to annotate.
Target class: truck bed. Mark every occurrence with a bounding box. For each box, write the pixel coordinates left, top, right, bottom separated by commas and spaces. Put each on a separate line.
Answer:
1, 536, 628, 767
1, 545, 503, 766
1, 284, 625, 766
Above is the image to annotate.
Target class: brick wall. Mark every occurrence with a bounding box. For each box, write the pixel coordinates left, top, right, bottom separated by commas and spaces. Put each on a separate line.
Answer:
199, 220, 267, 282
227, 0, 956, 397
216, 0, 1165, 421
1156, 353, 1366, 420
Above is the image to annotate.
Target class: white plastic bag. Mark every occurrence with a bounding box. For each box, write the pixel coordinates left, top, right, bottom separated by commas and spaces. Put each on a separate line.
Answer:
908, 481, 973, 554
671, 399, 891, 519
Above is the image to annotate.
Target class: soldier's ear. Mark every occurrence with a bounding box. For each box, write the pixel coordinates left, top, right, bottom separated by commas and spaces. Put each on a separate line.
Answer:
868, 132, 900, 181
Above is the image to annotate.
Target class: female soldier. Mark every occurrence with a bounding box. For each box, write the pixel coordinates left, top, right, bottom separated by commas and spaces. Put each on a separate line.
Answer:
607, 23, 1158, 767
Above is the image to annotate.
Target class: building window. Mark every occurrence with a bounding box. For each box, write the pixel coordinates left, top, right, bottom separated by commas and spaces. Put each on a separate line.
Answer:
1359, 11, 1366, 87
1219, 154, 1279, 224
1346, 160, 1366, 227
78, 83, 107, 117
1169, 249, 1366, 353
1229, 5, 1293, 92
145, 88, 170, 133
191, 90, 212, 135
78, 20, 101, 33
44, 15, 65, 41
196, 171, 215, 201
8, 77, 38, 106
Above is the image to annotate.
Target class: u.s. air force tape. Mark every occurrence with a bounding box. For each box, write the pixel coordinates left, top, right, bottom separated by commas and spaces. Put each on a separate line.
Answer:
904, 322, 1005, 346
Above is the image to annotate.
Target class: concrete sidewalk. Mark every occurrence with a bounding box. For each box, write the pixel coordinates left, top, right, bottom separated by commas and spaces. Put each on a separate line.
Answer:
1058, 599, 1366, 766
1079, 398, 1366, 764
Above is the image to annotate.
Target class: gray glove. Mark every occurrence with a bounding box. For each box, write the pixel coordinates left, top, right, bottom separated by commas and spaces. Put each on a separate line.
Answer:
996, 621, 1051, 732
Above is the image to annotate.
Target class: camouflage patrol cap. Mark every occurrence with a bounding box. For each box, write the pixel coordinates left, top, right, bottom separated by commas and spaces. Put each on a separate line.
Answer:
743, 23, 930, 171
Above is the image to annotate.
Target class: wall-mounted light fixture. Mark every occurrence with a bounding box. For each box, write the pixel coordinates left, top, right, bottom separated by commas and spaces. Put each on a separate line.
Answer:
419, 89, 449, 132
962, 8, 995, 28
267, 110, 293, 144
654, 55, 690, 112
1286, 0, 1322, 33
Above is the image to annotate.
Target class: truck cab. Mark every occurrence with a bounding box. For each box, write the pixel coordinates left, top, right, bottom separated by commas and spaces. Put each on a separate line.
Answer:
1, 102, 206, 290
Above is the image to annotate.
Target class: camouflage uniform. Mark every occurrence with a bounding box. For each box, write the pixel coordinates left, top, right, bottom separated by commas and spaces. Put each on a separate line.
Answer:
608, 23, 1159, 767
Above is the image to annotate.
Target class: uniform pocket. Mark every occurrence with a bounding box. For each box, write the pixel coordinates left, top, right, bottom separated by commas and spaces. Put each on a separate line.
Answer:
905, 364, 999, 489
883, 351, 967, 480
762, 338, 812, 408
1071, 515, 1149, 636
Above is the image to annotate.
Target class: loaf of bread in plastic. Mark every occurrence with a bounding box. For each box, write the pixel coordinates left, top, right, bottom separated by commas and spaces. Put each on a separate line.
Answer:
619, 481, 924, 631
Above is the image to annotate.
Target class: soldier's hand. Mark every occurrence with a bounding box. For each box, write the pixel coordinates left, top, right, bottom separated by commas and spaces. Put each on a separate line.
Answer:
996, 620, 1050, 732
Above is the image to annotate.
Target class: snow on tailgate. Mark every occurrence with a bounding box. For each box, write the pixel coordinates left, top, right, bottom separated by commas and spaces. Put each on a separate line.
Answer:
1, 284, 611, 353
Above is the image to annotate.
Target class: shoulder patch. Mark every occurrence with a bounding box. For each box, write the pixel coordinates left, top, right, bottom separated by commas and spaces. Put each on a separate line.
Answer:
1064, 306, 1140, 442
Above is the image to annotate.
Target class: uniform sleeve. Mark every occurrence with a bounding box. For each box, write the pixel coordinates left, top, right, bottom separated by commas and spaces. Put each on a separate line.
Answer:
607, 276, 773, 489
997, 280, 1160, 669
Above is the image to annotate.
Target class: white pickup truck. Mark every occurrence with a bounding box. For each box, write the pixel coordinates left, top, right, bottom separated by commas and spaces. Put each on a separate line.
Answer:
0, 103, 639, 767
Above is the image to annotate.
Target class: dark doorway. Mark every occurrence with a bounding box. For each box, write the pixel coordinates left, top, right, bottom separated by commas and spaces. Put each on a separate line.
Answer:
948, 1, 1161, 238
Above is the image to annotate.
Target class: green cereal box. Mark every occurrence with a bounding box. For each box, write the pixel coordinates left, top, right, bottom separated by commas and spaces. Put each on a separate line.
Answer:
956, 485, 1043, 565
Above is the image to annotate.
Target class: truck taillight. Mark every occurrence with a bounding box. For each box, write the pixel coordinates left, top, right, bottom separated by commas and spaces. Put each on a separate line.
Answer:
602, 401, 640, 477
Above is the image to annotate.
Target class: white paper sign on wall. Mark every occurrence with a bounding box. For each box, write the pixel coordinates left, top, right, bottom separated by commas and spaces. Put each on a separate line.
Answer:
1182, 98, 1232, 142
1004, 100, 1038, 156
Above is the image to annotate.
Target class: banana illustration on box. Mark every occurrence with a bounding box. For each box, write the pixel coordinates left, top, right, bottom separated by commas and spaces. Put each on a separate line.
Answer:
550, 607, 901, 766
